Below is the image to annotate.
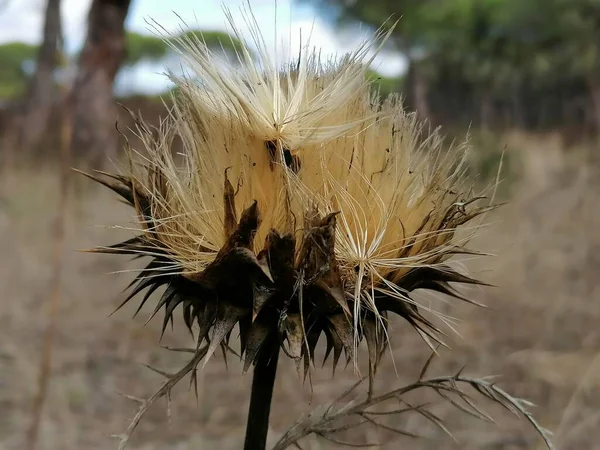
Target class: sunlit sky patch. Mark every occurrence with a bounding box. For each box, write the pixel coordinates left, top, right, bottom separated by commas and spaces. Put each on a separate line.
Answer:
0, 0, 406, 95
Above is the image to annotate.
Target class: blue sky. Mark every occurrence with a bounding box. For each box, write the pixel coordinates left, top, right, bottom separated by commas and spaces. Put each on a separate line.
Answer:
0, 0, 406, 94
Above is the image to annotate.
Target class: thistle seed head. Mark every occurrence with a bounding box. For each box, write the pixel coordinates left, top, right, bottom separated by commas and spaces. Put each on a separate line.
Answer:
81, 9, 495, 379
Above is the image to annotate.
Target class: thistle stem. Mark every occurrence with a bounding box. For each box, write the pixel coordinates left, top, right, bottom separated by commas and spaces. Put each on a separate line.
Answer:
243, 337, 281, 450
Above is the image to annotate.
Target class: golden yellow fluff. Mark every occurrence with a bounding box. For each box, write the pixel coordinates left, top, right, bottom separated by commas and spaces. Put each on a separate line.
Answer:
145, 20, 462, 262
85, 7, 494, 375
132, 14, 388, 267
150, 31, 468, 274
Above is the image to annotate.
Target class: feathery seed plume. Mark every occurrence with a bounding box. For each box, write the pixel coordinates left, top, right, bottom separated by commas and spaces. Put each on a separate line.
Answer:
81, 7, 494, 385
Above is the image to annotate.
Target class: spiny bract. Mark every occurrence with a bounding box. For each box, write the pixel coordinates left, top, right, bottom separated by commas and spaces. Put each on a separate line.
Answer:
81, 10, 495, 381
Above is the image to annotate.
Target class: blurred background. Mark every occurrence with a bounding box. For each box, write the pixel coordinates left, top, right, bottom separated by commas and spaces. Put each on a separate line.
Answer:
1, 0, 599, 449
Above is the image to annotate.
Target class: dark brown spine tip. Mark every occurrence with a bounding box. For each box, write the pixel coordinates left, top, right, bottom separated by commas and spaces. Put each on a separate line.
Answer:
240, 200, 260, 225
221, 201, 261, 253
261, 230, 296, 278
235, 201, 260, 237
320, 211, 340, 226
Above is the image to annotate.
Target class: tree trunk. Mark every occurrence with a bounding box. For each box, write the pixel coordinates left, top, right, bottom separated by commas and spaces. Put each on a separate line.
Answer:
480, 89, 493, 129
511, 87, 524, 129
71, 0, 131, 168
412, 61, 431, 119
585, 72, 600, 133
16, 0, 62, 154
406, 59, 431, 120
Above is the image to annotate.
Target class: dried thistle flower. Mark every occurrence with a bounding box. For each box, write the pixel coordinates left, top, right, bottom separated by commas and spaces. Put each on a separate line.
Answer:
77, 7, 536, 450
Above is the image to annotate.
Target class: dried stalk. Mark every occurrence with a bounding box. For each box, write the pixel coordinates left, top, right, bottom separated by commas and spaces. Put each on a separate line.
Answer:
272, 355, 555, 450
244, 336, 282, 450
26, 84, 72, 450
114, 345, 208, 450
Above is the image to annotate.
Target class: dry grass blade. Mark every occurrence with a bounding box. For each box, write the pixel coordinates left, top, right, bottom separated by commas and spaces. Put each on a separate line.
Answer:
114, 345, 208, 450
272, 357, 555, 450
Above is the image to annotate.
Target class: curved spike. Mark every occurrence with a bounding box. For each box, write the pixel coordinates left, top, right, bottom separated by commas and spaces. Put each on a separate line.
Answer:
195, 301, 217, 348
182, 298, 195, 334
146, 283, 178, 325
201, 303, 247, 370
228, 247, 274, 284
161, 293, 186, 340
312, 281, 350, 315
125, 275, 164, 302
123, 258, 168, 291
242, 320, 270, 374
252, 283, 274, 322
73, 169, 135, 205
111, 276, 160, 316
87, 236, 153, 256
330, 329, 344, 376
327, 313, 354, 365
239, 316, 251, 357
256, 256, 274, 284
322, 328, 334, 368
223, 200, 261, 252
422, 266, 493, 286
132, 281, 165, 318
418, 280, 487, 307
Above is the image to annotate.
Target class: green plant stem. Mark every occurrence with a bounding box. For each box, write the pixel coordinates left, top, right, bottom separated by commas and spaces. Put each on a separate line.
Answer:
243, 337, 280, 450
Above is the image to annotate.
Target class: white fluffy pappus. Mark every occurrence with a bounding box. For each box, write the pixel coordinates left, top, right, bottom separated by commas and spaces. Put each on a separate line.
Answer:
106, 4, 496, 363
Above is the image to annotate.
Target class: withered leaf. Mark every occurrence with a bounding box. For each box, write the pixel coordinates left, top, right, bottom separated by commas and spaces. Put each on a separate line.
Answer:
284, 314, 304, 362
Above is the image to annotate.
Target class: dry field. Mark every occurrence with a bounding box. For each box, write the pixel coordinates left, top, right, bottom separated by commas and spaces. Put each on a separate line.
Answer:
1, 130, 599, 449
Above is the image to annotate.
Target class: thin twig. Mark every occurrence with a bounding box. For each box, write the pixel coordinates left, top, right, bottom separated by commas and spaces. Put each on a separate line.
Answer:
115, 345, 208, 450
26, 72, 72, 450
271, 358, 555, 450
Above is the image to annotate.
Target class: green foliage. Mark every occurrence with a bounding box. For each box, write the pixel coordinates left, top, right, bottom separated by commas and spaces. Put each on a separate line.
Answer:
467, 129, 512, 184
366, 69, 403, 98
0, 28, 248, 100
124, 30, 248, 66
506, 0, 600, 77
0, 41, 38, 100
0, 82, 26, 100
0, 42, 38, 68
126, 32, 169, 65
0, 27, 250, 101
301, 0, 600, 130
